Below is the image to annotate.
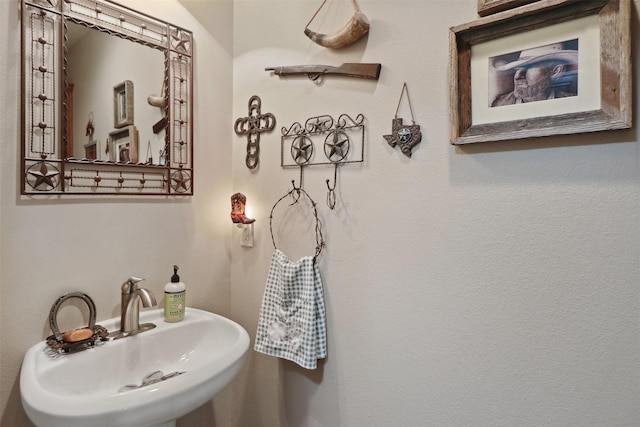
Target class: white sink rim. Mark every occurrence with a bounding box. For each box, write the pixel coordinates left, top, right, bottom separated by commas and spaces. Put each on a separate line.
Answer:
20, 307, 249, 427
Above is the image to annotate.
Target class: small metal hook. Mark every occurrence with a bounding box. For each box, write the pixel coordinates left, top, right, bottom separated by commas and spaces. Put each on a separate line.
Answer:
326, 163, 338, 210
307, 73, 323, 84
290, 167, 304, 204
290, 180, 301, 204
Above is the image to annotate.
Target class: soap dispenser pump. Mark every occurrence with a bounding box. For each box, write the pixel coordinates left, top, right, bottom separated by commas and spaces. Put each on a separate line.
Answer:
164, 265, 186, 322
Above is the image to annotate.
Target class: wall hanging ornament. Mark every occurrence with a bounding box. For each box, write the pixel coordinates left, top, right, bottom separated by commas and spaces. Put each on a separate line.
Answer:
384, 83, 422, 158
281, 113, 365, 210
266, 63, 381, 82
231, 192, 255, 224
147, 80, 168, 134
85, 112, 95, 140
304, 0, 370, 49
234, 95, 276, 169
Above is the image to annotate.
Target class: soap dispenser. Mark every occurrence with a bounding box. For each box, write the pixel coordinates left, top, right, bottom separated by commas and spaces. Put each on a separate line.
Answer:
164, 265, 186, 322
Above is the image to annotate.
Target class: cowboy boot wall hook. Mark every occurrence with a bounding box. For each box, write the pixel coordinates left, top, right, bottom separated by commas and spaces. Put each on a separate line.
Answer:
231, 193, 255, 224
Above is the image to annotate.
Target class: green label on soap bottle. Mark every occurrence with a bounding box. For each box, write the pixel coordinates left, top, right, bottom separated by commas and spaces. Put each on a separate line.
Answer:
164, 291, 185, 322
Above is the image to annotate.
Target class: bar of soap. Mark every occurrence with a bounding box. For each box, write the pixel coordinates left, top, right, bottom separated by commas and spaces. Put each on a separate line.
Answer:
62, 328, 93, 343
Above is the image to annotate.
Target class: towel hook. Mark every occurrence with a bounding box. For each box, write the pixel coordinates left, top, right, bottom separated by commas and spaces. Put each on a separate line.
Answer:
290, 166, 305, 203
325, 163, 338, 210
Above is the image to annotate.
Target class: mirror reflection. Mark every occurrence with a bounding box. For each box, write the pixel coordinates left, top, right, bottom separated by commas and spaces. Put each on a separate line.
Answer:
21, 0, 193, 195
66, 22, 166, 165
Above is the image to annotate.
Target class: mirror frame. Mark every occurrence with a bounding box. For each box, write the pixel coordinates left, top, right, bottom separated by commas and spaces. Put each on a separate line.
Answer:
21, 0, 194, 195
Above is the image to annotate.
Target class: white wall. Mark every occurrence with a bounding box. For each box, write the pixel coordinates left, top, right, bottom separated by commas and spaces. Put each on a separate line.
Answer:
229, 1, 640, 426
0, 0, 234, 425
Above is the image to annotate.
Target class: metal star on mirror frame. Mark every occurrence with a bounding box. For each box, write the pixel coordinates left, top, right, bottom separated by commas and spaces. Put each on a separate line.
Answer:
170, 169, 192, 193
170, 29, 191, 54
26, 162, 60, 191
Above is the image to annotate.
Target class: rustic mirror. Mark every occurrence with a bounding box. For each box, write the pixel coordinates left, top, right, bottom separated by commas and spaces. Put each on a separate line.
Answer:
21, 0, 193, 195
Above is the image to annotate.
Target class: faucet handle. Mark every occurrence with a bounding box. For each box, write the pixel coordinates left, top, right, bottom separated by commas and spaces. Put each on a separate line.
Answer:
121, 277, 145, 295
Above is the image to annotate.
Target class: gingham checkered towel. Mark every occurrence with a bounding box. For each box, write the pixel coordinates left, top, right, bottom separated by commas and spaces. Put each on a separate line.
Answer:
254, 249, 327, 369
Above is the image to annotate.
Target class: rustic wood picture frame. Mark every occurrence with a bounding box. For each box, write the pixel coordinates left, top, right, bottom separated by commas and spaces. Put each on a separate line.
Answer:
108, 125, 139, 163
477, 0, 540, 16
113, 80, 134, 129
450, 0, 631, 145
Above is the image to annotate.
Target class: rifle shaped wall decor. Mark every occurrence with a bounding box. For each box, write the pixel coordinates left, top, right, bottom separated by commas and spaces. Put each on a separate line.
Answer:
266, 63, 381, 82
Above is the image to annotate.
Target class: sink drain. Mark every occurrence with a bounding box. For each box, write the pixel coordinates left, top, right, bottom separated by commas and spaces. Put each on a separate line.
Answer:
117, 370, 185, 393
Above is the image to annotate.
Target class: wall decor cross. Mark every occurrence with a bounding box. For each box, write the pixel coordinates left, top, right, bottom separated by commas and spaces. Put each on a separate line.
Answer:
234, 95, 276, 169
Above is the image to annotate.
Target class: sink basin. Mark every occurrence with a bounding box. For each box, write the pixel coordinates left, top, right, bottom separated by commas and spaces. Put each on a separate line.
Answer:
20, 308, 249, 427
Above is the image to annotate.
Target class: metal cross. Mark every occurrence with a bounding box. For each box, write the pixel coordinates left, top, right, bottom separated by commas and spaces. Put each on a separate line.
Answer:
234, 95, 276, 169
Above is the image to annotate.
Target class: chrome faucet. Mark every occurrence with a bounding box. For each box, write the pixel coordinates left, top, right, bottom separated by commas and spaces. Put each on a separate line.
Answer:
112, 277, 157, 339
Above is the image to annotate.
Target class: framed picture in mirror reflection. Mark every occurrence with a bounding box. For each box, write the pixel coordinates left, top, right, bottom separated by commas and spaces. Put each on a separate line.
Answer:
109, 125, 138, 163
84, 140, 98, 160
113, 80, 134, 128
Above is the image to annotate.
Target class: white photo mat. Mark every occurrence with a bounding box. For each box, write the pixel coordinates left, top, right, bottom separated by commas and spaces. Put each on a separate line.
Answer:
470, 15, 600, 126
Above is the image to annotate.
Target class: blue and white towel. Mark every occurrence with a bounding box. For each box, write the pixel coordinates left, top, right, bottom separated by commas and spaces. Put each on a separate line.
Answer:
254, 249, 327, 369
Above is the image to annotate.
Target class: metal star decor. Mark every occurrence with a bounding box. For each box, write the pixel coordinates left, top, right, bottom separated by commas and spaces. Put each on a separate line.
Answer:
27, 162, 60, 191
324, 131, 349, 162
383, 117, 422, 158
170, 170, 191, 193
280, 114, 365, 209
171, 29, 191, 54
291, 136, 314, 165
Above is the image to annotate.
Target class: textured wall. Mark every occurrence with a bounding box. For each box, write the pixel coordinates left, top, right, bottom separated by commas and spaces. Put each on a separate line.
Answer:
230, 1, 640, 426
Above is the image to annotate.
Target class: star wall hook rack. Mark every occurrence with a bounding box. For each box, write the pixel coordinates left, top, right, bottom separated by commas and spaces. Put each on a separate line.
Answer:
383, 82, 422, 158
281, 113, 365, 209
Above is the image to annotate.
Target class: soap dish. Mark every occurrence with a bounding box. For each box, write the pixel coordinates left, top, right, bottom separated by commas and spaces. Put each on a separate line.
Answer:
46, 292, 109, 355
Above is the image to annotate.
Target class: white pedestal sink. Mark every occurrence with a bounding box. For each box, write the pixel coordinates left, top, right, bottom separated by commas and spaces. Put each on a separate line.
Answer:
20, 308, 249, 427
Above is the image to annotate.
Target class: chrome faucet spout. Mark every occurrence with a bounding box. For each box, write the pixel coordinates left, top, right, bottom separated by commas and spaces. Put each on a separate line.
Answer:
122, 288, 157, 333
134, 288, 157, 308
115, 277, 157, 338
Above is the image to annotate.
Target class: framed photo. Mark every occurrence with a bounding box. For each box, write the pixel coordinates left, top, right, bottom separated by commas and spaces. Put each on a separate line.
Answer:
108, 125, 138, 163
84, 140, 98, 160
113, 80, 134, 128
477, 0, 540, 16
450, 0, 631, 145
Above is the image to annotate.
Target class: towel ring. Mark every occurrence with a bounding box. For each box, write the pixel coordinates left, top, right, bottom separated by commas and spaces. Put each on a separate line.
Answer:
269, 187, 324, 259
